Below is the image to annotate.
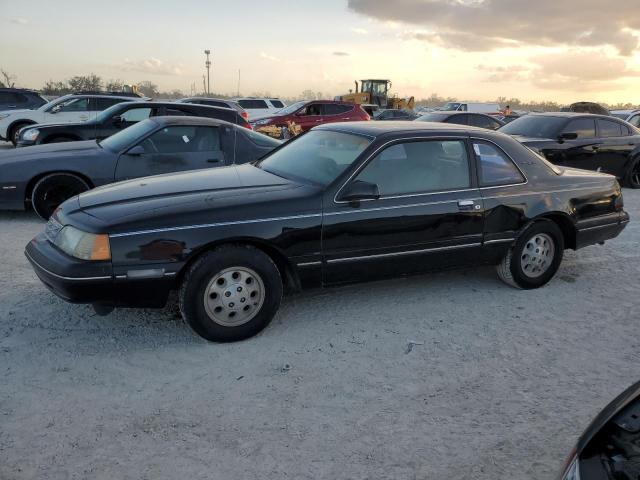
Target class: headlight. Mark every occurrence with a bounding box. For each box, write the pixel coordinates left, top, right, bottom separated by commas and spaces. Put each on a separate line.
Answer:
21, 128, 39, 141
53, 225, 111, 260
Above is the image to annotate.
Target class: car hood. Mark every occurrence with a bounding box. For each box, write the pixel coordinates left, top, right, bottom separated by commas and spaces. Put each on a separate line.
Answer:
0, 140, 99, 164
72, 163, 314, 229
574, 381, 640, 454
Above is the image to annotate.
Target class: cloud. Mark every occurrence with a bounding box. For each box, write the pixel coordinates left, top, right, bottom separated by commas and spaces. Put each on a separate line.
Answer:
333, 51, 349, 56
259, 52, 281, 62
120, 58, 183, 75
7, 17, 29, 25
348, 0, 640, 55
351, 27, 368, 35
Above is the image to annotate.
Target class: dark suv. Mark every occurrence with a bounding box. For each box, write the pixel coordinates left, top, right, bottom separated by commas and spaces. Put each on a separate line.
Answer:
0, 88, 47, 111
17, 101, 252, 147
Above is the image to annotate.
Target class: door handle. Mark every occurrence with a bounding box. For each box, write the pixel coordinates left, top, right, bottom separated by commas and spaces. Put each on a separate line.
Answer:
458, 200, 480, 211
207, 158, 221, 163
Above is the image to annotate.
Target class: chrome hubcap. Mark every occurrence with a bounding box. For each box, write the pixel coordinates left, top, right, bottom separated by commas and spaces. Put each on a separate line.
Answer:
203, 267, 265, 327
520, 233, 555, 278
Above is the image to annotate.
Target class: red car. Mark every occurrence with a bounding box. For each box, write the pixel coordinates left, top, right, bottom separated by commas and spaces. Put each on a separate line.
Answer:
250, 100, 369, 131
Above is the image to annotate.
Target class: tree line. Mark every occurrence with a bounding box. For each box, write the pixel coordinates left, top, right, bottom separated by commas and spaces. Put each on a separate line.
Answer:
1, 69, 638, 111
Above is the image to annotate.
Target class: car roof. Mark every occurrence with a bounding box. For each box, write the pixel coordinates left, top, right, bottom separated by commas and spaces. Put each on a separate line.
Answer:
181, 97, 237, 103
147, 115, 235, 127
0, 87, 42, 94
116, 101, 235, 111
527, 112, 612, 119
315, 120, 489, 136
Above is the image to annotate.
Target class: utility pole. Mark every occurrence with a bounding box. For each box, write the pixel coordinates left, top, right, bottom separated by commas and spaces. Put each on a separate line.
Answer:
204, 49, 211, 95
202, 75, 206, 95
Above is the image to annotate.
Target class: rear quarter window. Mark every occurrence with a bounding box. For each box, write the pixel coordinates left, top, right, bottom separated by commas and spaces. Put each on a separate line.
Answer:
238, 99, 268, 109
270, 100, 284, 109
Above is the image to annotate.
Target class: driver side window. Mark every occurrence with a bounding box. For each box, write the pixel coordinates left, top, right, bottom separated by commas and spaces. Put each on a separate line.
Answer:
355, 140, 470, 196
139, 126, 220, 154
56, 98, 91, 112
562, 119, 595, 139
120, 107, 152, 123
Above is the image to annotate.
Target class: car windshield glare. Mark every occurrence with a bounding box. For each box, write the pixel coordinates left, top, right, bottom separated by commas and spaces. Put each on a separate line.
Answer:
274, 101, 306, 116
416, 113, 448, 122
499, 116, 567, 138
100, 119, 157, 152
96, 103, 126, 123
258, 130, 372, 186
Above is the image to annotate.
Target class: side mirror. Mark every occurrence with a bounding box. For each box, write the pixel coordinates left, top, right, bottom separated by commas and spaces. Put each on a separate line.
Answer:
126, 145, 146, 156
339, 180, 380, 202
51, 105, 61, 114
558, 132, 578, 141
112, 115, 124, 125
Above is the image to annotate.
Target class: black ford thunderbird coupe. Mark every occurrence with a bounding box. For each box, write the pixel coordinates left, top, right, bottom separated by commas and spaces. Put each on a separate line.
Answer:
25, 122, 629, 342
0, 116, 280, 219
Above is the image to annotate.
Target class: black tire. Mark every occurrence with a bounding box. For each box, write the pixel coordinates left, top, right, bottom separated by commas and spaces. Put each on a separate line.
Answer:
179, 245, 283, 342
31, 173, 90, 220
624, 157, 640, 189
497, 220, 564, 289
9, 122, 32, 146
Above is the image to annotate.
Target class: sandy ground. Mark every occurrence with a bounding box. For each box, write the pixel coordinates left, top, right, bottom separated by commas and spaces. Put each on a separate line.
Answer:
1, 139, 639, 479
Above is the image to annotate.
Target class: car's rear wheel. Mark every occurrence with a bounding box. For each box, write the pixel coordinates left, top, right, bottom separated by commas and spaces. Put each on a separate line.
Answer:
497, 221, 564, 289
624, 157, 640, 189
31, 173, 90, 220
179, 245, 283, 342
9, 122, 32, 146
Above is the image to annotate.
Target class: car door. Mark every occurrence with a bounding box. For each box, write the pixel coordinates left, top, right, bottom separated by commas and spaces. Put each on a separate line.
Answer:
293, 103, 325, 131
592, 118, 637, 177
44, 96, 95, 124
544, 117, 600, 171
322, 137, 484, 285
114, 125, 227, 181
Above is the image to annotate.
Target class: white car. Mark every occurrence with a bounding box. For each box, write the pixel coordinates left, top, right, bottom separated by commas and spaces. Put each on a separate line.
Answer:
440, 102, 501, 113
232, 97, 285, 120
0, 93, 137, 145
611, 109, 640, 128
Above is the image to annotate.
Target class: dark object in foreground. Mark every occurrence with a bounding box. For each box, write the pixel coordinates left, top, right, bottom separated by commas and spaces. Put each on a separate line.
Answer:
1, 116, 280, 219
500, 112, 640, 188
25, 121, 629, 342
557, 381, 640, 480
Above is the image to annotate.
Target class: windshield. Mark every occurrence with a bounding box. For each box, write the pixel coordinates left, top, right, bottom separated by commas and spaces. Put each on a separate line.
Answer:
40, 95, 71, 112
442, 102, 462, 111
100, 119, 157, 152
96, 103, 128, 123
258, 130, 372, 186
273, 101, 306, 116
415, 113, 448, 122
499, 115, 567, 138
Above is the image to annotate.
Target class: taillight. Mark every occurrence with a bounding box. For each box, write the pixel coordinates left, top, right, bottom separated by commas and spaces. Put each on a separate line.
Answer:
241, 111, 249, 120
243, 122, 252, 130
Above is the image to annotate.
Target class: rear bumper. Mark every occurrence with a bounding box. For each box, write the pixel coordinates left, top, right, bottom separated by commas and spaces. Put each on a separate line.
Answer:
575, 211, 630, 249
25, 233, 173, 308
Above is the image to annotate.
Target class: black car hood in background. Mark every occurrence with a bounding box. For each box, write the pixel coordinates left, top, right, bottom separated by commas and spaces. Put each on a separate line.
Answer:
75, 163, 301, 223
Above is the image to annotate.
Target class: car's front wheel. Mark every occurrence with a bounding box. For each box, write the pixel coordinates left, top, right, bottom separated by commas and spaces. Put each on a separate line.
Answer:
624, 157, 640, 189
497, 221, 564, 289
179, 245, 283, 342
31, 173, 90, 220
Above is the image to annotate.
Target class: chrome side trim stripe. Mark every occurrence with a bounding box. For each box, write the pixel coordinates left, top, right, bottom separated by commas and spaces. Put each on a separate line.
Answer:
109, 213, 322, 238
325, 198, 480, 216
296, 261, 322, 267
25, 250, 112, 282
326, 242, 481, 264
483, 238, 515, 245
578, 222, 625, 232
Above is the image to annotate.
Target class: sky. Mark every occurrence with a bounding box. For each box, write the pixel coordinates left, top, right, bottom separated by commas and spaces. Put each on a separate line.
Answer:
1, 0, 640, 104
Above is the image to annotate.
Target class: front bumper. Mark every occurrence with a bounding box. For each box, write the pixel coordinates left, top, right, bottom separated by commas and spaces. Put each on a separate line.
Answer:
575, 210, 630, 249
25, 233, 174, 308
15, 138, 36, 148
